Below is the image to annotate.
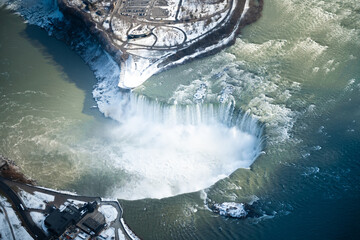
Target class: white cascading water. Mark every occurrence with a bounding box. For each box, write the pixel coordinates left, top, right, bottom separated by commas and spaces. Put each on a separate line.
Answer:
92, 55, 263, 199
98, 93, 263, 200
1, 0, 264, 199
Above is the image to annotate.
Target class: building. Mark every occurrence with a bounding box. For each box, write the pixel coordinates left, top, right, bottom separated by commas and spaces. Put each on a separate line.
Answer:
45, 205, 83, 237
77, 211, 106, 235
44, 201, 99, 237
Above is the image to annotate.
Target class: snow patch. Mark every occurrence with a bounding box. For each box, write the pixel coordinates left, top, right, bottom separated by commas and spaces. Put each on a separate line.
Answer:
67, 199, 86, 207
29, 212, 45, 229
120, 218, 140, 240
18, 190, 54, 210
0, 195, 34, 239
99, 227, 115, 240
36, 186, 78, 196
98, 205, 118, 224
118, 228, 127, 240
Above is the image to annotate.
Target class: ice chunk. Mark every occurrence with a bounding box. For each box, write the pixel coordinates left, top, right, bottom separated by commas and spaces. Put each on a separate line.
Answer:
213, 202, 248, 218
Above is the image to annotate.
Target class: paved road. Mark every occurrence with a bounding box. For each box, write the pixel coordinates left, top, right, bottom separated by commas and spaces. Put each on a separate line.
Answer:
0, 177, 132, 240
0, 177, 47, 239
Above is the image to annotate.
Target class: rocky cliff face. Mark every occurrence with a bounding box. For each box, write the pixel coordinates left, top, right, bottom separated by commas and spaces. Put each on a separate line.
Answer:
0, 155, 34, 185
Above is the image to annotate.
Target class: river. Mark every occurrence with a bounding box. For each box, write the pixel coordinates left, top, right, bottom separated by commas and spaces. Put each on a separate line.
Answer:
1, 0, 360, 239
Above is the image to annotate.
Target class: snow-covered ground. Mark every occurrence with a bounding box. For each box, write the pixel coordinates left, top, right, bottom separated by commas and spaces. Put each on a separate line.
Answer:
118, 0, 238, 88
111, 18, 132, 42
1, 0, 252, 90
67, 198, 86, 207
178, 0, 227, 20
118, 228, 127, 240
18, 189, 54, 210
120, 218, 140, 240
36, 185, 78, 196
99, 227, 115, 240
0, 195, 33, 240
98, 204, 118, 224
128, 34, 157, 46
153, 26, 185, 46
150, 0, 180, 21
241, 0, 250, 20
29, 212, 46, 229
166, 0, 240, 70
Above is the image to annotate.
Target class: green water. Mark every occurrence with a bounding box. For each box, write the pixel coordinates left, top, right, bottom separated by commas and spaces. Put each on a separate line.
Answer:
0, 8, 126, 196
1, 0, 360, 239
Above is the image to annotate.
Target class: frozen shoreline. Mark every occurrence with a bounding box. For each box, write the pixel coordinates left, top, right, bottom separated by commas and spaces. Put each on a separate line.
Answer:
57, 0, 263, 88
0, 0, 265, 200
0, 0, 264, 91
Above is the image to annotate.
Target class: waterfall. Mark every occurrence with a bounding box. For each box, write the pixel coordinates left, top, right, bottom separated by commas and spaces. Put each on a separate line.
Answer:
101, 91, 263, 137
93, 90, 264, 199
1, 0, 265, 199
90, 50, 264, 199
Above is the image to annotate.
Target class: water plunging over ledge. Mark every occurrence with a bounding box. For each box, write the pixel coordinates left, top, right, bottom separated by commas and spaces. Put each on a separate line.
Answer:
93, 90, 264, 199
90, 52, 263, 199
0, 0, 264, 200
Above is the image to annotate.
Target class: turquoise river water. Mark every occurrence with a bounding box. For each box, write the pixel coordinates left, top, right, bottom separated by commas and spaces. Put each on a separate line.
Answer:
0, 0, 360, 239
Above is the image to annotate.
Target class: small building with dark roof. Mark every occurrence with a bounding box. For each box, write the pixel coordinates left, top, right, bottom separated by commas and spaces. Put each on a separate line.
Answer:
45, 205, 83, 237
77, 211, 106, 236
83, 217, 105, 235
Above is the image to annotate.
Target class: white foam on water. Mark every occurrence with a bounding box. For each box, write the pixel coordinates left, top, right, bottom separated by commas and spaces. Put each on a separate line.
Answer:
0, 0, 290, 200
291, 37, 328, 60
88, 48, 263, 200
167, 53, 298, 143
213, 202, 248, 218
109, 121, 260, 199
93, 89, 263, 200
